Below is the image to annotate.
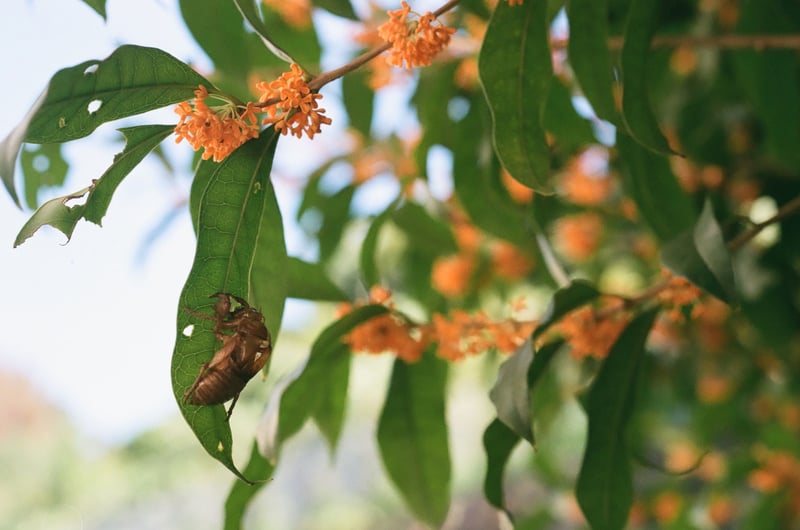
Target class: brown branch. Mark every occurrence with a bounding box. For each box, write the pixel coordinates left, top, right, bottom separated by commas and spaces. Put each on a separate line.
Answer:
728, 194, 800, 251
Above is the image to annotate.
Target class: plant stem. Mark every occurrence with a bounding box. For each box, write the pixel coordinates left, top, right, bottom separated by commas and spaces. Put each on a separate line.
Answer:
728, 194, 800, 250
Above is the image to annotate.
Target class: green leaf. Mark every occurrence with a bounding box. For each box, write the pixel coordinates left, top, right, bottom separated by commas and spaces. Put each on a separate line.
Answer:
179, 0, 269, 81
263, 305, 389, 458
661, 200, 736, 304
25, 45, 210, 144
232, 0, 298, 65
733, 0, 800, 170
1, 90, 47, 206
479, 0, 553, 192
286, 257, 347, 301
377, 354, 451, 527
620, 0, 674, 154
392, 201, 458, 257
543, 80, 596, 153
489, 340, 535, 444
360, 204, 396, 288
533, 280, 599, 340
314, 0, 358, 20
223, 441, 275, 530
576, 309, 658, 530
319, 185, 355, 262
311, 346, 351, 453
14, 124, 173, 247
453, 98, 529, 247
617, 133, 696, 242
84, 125, 175, 224
80, 0, 106, 19
566, 0, 618, 124
250, 210, 288, 345
342, 69, 374, 137
489, 340, 563, 445
692, 199, 736, 302
13, 186, 91, 247
171, 131, 281, 482
20, 143, 69, 210
482, 418, 520, 516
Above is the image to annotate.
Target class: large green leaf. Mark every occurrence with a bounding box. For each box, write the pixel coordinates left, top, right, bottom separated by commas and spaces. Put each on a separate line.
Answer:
542, 80, 596, 153
171, 131, 281, 482
377, 354, 451, 528
0, 91, 47, 205
692, 199, 736, 302
482, 418, 520, 517
14, 124, 174, 247
180, 0, 284, 91
341, 68, 374, 137
732, 0, 800, 170
24, 45, 209, 144
576, 309, 658, 530
479, 0, 553, 192
661, 199, 736, 304
232, 0, 297, 65
261, 305, 389, 458
310, 345, 352, 453
453, 98, 529, 247
360, 203, 396, 288
620, 0, 673, 154
489, 340, 563, 445
617, 133, 696, 242
286, 257, 347, 301
20, 143, 69, 210
566, 0, 618, 124
392, 201, 458, 257
223, 441, 275, 530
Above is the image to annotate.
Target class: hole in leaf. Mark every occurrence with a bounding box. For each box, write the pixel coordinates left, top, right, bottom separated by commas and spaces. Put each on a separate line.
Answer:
83, 64, 98, 75
182, 324, 194, 337
87, 99, 102, 114
217, 441, 224, 452
32, 154, 50, 173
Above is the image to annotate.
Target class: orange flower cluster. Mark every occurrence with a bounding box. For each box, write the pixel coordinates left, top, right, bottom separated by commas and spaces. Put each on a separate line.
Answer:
554, 301, 629, 360
256, 64, 332, 139
748, 446, 800, 522
433, 309, 536, 361
552, 212, 603, 262
262, 0, 311, 29
559, 148, 614, 206
341, 287, 536, 363
340, 286, 429, 363
656, 270, 703, 322
377, 1, 456, 69
431, 216, 534, 297
508, 0, 525, 6
174, 85, 260, 162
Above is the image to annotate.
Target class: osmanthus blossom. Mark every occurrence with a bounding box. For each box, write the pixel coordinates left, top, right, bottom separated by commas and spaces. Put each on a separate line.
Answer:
174, 86, 260, 162
377, 1, 456, 69
174, 64, 331, 161
256, 63, 332, 139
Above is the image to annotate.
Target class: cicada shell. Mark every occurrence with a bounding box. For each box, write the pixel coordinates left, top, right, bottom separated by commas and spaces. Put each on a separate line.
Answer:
182, 293, 272, 417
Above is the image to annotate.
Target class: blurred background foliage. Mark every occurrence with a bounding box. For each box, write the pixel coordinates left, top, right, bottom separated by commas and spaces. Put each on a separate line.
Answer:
2, 0, 800, 528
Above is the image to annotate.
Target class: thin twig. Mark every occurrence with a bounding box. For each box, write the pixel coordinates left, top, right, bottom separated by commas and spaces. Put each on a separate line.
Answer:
727, 194, 800, 251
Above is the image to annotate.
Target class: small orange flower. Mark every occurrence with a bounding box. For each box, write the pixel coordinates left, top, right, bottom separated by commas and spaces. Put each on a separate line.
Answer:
552, 212, 603, 262
377, 1, 456, 69
174, 85, 260, 162
262, 0, 311, 29
256, 64, 332, 139
341, 286, 428, 363
559, 149, 614, 206
431, 254, 475, 297
554, 302, 628, 360
491, 241, 534, 280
